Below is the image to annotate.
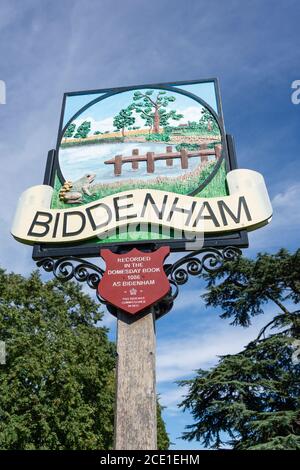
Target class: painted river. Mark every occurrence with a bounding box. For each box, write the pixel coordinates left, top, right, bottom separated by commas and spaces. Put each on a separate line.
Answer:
59, 142, 215, 184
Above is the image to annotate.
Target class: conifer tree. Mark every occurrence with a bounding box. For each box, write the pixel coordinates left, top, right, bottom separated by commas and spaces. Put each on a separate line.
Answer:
179, 249, 300, 450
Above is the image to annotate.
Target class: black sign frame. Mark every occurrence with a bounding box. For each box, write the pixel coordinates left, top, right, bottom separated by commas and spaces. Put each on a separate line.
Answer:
32, 79, 248, 260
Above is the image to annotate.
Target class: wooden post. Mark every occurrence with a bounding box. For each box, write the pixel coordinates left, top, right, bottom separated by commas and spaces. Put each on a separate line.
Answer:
166, 145, 173, 167
115, 155, 123, 176
114, 309, 157, 450
199, 143, 208, 164
215, 144, 222, 159
180, 149, 188, 169
146, 152, 155, 173
132, 148, 139, 170
201, 154, 208, 164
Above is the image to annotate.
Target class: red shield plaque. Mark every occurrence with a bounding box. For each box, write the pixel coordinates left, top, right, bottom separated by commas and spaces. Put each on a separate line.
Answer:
98, 247, 170, 315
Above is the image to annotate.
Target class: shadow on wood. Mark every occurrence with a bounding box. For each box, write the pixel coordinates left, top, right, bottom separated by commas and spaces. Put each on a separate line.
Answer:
114, 308, 157, 450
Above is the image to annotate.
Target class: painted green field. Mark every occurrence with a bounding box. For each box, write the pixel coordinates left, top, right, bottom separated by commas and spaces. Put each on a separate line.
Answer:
51, 161, 228, 245
196, 160, 228, 198
51, 160, 228, 210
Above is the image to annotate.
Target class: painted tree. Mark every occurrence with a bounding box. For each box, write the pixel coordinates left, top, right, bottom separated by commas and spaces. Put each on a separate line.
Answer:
74, 121, 91, 139
113, 108, 135, 137
199, 108, 219, 134
0, 269, 169, 450
130, 90, 183, 134
63, 123, 76, 139
179, 249, 300, 450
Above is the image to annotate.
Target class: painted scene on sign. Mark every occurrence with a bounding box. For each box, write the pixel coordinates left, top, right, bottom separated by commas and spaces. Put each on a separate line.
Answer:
52, 83, 227, 210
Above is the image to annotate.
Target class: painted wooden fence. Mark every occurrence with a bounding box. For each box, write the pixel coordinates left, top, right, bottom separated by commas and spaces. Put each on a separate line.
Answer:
104, 144, 222, 176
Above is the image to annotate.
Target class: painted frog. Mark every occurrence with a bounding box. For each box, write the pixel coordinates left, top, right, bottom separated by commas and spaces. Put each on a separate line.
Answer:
59, 173, 96, 204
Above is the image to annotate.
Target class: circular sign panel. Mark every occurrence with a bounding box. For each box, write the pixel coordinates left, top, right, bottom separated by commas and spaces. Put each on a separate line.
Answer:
54, 86, 225, 209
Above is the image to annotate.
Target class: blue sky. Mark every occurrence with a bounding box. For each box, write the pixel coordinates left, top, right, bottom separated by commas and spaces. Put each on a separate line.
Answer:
0, 0, 299, 450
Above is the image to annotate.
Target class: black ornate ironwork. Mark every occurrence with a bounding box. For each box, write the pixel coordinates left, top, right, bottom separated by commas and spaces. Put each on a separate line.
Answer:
36, 246, 241, 320
37, 256, 105, 291
164, 246, 241, 304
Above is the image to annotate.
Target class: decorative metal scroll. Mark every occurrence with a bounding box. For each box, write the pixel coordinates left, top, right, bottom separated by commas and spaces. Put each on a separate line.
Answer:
36, 246, 241, 319
164, 246, 241, 303
37, 256, 105, 291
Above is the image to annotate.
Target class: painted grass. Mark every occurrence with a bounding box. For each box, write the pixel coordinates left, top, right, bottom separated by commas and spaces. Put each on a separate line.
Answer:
175, 141, 221, 151
51, 161, 228, 245
61, 127, 221, 148
197, 160, 228, 198
171, 128, 220, 137
51, 160, 227, 210
61, 136, 124, 148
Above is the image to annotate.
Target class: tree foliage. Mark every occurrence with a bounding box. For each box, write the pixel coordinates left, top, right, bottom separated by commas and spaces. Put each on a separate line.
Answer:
157, 402, 170, 450
0, 269, 169, 450
203, 248, 300, 327
74, 121, 91, 139
63, 123, 76, 139
113, 108, 135, 136
179, 249, 300, 450
199, 108, 219, 134
129, 90, 183, 133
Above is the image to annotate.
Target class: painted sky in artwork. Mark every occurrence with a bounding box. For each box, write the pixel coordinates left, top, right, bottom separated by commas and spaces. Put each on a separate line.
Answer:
62, 81, 219, 128
63, 86, 213, 135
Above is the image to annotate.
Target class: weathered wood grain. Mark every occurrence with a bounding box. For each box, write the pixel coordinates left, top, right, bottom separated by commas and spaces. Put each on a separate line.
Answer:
114, 309, 157, 450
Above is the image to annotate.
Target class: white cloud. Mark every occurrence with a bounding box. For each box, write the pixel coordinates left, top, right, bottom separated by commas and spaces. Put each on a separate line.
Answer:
73, 116, 114, 134
156, 305, 277, 417
73, 112, 149, 133
247, 182, 300, 252
176, 106, 204, 125
171, 288, 206, 312
272, 184, 300, 224
157, 310, 273, 383
159, 387, 189, 413
72, 104, 206, 135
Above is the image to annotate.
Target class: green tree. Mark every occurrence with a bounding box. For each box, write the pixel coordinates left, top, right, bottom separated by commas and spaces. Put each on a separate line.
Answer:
199, 108, 219, 134
157, 401, 170, 450
63, 123, 76, 139
0, 269, 169, 449
130, 90, 183, 134
113, 108, 135, 137
179, 249, 300, 450
74, 121, 91, 139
